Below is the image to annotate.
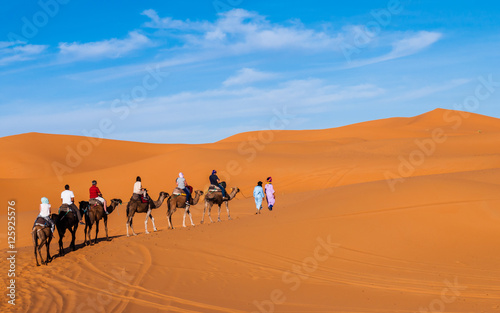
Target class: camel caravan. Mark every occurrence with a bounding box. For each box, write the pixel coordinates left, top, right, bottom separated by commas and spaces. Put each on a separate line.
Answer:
31, 170, 246, 266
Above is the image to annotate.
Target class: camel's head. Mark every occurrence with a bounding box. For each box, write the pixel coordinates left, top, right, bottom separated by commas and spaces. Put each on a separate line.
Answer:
112, 198, 122, 205
79, 200, 89, 210
160, 191, 170, 198
106, 199, 122, 214
196, 190, 204, 195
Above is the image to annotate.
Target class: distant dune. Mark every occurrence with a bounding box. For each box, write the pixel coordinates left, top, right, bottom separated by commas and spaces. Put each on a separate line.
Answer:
1, 109, 500, 312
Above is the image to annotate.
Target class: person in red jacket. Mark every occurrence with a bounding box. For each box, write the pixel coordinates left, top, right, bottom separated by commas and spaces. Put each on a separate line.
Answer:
89, 180, 108, 214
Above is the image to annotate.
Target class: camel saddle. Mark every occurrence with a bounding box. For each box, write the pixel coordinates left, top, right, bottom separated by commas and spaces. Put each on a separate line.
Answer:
58, 203, 71, 213
172, 185, 193, 196
130, 193, 149, 203
208, 182, 226, 192
172, 188, 186, 196
34, 216, 50, 228
89, 198, 103, 207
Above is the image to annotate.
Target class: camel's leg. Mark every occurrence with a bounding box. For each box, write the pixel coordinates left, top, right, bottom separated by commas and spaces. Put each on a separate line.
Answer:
167, 211, 173, 230
33, 231, 40, 266
130, 216, 137, 236
104, 217, 109, 241
144, 209, 151, 234
38, 244, 45, 265
84, 222, 90, 246
226, 201, 232, 220
94, 221, 99, 245
70, 226, 76, 251
126, 216, 130, 237
46, 235, 52, 263
58, 228, 65, 256
217, 204, 222, 222
150, 213, 157, 232
200, 201, 207, 224
182, 206, 188, 228
127, 214, 137, 237
38, 234, 46, 265
187, 208, 195, 226
208, 203, 214, 223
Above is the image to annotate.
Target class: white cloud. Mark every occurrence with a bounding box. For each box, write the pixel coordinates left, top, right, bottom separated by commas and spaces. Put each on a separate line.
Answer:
347, 31, 443, 68
223, 68, 277, 86
141, 9, 209, 31
58, 31, 152, 61
0, 41, 48, 65
143, 9, 343, 53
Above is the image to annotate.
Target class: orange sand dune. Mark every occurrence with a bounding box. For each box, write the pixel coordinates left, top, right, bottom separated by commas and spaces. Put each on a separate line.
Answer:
1, 108, 500, 312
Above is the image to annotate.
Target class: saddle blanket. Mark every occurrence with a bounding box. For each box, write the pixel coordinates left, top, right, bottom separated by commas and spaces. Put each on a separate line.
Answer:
130, 193, 149, 203
58, 203, 71, 212
89, 198, 103, 206
208, 185, 222, 192
172, 188, 187, 196
34, 216, 50, 229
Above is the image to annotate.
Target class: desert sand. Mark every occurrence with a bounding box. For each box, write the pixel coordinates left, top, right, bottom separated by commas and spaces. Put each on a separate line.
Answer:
1, 108, 500, 312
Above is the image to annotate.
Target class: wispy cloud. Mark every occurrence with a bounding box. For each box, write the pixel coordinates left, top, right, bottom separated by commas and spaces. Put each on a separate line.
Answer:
143, 9, 343, 53
141, 9, 209, 31
223, 68, 277, 86
58, 31, 152, 61
347, 31, 443, 68
0, 41, 48, 66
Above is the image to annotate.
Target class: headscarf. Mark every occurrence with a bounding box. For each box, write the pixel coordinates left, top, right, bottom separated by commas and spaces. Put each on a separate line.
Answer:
179, 172, 184, 178
212, 170, 217, 175
266, 177, 272, 182
41, 197, 49, 204
257, 181, 263, 186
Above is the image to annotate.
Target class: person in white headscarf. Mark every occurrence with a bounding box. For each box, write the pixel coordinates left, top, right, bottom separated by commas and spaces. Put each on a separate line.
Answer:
33, 197, 55, 233
176, 172, 191, 205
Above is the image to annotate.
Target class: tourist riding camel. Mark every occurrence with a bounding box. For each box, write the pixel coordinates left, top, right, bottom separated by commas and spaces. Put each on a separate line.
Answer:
132, 176, 147, 201
32, 197, 55, 266
61, 184, 84, 225
32, 197, 55, 234
209, 170, 227, 200
89, 180, 108, 214
176, 172, 191, 205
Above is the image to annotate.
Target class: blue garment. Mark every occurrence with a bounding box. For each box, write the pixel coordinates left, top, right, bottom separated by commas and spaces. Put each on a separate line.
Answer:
253, 186, 264, 209
183, 187, 191, 203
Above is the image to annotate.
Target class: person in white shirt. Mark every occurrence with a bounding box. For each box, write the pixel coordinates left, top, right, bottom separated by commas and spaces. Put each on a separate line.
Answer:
133, 176, 147, 200
33, 197, 55, 233
176, 172, 191, 205
61, 184, 84, 225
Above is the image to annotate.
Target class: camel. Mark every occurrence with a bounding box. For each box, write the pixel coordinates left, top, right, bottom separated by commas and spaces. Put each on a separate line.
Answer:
32, 216, 55, 266
80, 198, 122, 246
166, 189, 204, 229
54, 204, 83, 256
201, 187, 240, 224
125, 191, 169, 237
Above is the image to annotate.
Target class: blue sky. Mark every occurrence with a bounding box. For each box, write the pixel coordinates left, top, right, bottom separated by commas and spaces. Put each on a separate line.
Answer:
1, 0, 499, 143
